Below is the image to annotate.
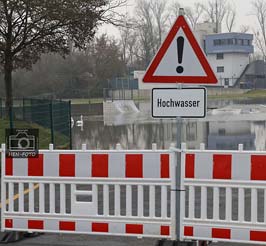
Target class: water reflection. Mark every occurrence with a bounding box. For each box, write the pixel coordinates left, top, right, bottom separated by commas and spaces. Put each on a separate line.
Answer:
72, 101, 266, 151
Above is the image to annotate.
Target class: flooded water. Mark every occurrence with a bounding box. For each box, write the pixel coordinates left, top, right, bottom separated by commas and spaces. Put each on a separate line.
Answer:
72, 99, 266, 151
7, 98, 266, 246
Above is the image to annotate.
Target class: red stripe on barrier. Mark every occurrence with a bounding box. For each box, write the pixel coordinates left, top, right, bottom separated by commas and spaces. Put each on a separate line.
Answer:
213, 155, 232, 179
160, 154, 169, 178
5, 157, 13, 176
92, 154, 108, 177
92, 222, 109, 232
126, 224, 143, 234
28, 154, 43, 176
59, 221, 75, 231
59, 154, 75, 177
212, 228, 231, 239
251, 155, 266, 180
126, 154, 143, 178
5, 219, 13, 228
160, 225, 170, 236
250, 230, 266, 241
28, 220, 44, 229
185, 154, 195, 178
184, 226, 193, 236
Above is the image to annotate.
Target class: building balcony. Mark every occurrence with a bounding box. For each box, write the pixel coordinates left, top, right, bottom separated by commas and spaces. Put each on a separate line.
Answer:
205, 32, 254, 54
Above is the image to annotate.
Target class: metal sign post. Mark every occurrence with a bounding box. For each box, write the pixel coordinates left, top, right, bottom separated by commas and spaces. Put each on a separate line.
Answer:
144, 7, 213, 245
175, 115, 182, 241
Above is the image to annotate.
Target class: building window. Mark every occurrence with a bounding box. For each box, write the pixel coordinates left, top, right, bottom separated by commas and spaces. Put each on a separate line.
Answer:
186, 122, 197, 141
224, 78, 229, 86
237, 39, 243, 45
216, 53, 224, 60
217, 66, 224, 73
228, 39, 234, 45
214, 39, 221, 46
218, 129, 226, 136
243, 39, 251, 46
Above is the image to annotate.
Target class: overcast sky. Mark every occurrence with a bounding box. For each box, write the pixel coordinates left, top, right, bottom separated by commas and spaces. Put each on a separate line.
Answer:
99, 0, 258, 38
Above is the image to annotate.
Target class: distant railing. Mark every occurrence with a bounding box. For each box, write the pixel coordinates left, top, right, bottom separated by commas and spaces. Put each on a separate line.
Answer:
0, 98, 72, 149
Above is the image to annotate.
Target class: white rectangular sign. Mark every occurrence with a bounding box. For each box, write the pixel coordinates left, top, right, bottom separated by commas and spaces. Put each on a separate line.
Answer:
152, 88, 206, 118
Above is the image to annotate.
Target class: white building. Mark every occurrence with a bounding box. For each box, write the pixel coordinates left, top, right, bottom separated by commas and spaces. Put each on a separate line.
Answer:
135, 22, 254, 88
203, 31, 254, 87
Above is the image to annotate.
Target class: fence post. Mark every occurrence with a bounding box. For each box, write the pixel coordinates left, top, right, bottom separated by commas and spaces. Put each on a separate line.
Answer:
170, 145, 177, 241
68, 100, 72, 150
9, 105, 14, 129
116, 143, 122, 150
1, 143, 6, 231
22, 98, 25, 121
0, 98, 2, 118
49, 101, 54, 145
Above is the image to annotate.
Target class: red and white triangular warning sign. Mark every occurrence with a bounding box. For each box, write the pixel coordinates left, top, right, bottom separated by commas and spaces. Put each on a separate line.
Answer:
143, 15, 217, 84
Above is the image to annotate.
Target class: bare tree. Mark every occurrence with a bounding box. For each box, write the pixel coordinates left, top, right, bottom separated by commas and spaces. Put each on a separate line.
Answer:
135, 0, 155, 66
225, 5, 236, 32
252, 0, 266, 59
0, 0, 126, 118
134, 0, 169, 67
201, 0, 228, 32
167, 0, 181, 27
150, 0, 168, 48
239, 25, 250, 33
118, 16, 138, 67
186, 3, 205, 29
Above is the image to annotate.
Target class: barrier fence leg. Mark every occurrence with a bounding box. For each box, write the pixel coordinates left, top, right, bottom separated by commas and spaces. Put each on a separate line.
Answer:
0, 231, 42, 244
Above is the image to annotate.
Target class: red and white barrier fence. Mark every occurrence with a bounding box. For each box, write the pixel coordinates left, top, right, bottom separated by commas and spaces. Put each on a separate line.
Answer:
1, 143, 266, 245
1, 143, 174, 239
180, 143, 266, 244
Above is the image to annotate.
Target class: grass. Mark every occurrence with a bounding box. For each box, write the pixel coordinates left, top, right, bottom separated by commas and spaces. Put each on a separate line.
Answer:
68, 89, 266, 104
0, 119, 69, 149
208, 89, 266, 99
68, 98, 103, 105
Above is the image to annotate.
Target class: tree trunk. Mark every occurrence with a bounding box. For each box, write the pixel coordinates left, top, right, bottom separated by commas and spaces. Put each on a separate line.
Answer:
4, 55, 13, 127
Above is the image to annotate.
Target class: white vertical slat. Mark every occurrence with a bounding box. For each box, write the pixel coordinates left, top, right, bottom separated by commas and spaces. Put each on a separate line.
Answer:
39, 183, 44, 213
1, 144, 6, 231
213, 187, 219, 220
49, 183, 55, 214
161, 185, 167, 218
200, 143, 205, 150
70, 184, 75, 215
8, 183, 14, 212
49, 144, 54, 150
238, 188, 244, 222
82, 144, 87, 151
188, 186, 195, 219
251, 188, 257, 223
126, 185, 132, 217
149, 185, 155, 217
201, 186, 207, 220
179, 147, 187, 242
138, 185, 144, 217
264, 189, 266, 223
114, 184, 120, 216
18, 183, 24, 213
28, 183, 34, 213
225, 187, 232, 221
116, 143, 122, 150
103, 184, 109, 216
170, 150, 177, 241
92, 184, 98, 215
60, 184, 66, 214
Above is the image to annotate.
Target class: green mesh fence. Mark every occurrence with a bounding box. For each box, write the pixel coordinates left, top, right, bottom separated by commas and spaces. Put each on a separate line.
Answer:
1, 98, 71, 149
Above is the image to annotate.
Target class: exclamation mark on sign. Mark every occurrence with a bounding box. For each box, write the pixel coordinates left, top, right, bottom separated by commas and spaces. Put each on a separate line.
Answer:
176, 36, 184, 74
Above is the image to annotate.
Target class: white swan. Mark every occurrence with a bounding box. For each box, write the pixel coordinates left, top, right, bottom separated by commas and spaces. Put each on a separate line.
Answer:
76, 115, 83, 127
71, 117, 74, 128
